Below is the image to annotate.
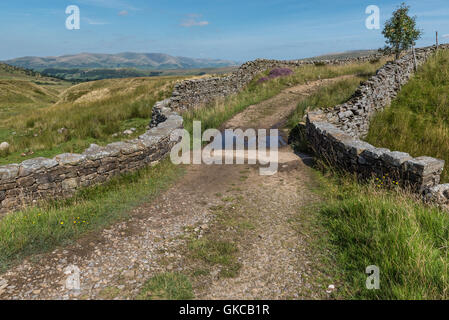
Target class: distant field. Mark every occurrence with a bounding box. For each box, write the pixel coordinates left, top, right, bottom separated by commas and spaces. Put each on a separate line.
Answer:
0, 64, 189, 164
366, 49, 449, 182
40, 66, 239, 82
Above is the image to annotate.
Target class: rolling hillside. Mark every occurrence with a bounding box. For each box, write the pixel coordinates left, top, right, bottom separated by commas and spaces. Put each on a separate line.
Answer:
0, 72, 190, 164
0, 63, 71, 119
4, 52, 238, 70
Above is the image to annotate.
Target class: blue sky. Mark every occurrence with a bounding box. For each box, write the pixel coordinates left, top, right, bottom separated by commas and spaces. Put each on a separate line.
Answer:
1, 0, 449, 61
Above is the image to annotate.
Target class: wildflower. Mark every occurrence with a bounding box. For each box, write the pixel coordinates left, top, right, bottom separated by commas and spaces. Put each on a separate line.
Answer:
269, 68, 294, 78
258, 68, 293, 83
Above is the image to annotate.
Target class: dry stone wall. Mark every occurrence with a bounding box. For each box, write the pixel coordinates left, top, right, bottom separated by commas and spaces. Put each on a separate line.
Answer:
299, 44, 449, 209
151, 54, 383, 127
0, 112, 183, 216
313, 45, 449, 139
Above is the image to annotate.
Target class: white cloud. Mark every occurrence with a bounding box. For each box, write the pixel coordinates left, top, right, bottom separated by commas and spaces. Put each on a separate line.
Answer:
181, 14, 209, 27
118, 10, 129, 16
83, 17, 109, 25
443, 34, 449, 39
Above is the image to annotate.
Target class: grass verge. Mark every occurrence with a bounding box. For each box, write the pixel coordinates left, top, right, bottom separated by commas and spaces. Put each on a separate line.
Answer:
314, 168, 449, 300
0, 160, 185, 272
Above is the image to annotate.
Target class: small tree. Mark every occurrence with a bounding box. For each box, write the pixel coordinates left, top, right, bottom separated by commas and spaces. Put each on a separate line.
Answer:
382, 3, 422, 59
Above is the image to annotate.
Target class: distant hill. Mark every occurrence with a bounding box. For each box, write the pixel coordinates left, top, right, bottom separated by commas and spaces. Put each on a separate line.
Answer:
303, 49, 380, 61
36, 66, 238, 82
3, 53, 239, 71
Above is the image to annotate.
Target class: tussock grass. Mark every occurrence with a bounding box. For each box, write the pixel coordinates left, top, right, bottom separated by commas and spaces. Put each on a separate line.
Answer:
137, 272, 194, 300
366, 49, 449, 182
315, 170, 449, 300
0, 160, 184, 272
188, 239, 241, 278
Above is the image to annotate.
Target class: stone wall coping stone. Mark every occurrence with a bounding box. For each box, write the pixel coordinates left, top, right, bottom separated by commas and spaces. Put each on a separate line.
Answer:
344, 140, 375, 156
360, 148, 391, 161
406, 156, 445, 175
0, 164, 20, 182
380, 151, 413, 167
83, 144, 113, 160
53, 153, 86, 166
19, 158, 58, 177
110, 142, 145, 155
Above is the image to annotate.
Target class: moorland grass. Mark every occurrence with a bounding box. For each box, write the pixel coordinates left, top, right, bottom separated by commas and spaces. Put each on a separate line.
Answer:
0, 76, 183, 164
315, 170, 449, 300
366, 49, 449, 182
0, 160, 184, 272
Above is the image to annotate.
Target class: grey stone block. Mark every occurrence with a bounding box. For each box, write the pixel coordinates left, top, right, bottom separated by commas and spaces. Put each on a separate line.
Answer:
19, 158, 58, 176
0, 164, 20, 182
54, 153, 86, 166
406, 156, 445, 175
381, 151, 413, 167
344, 140, 375, 156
